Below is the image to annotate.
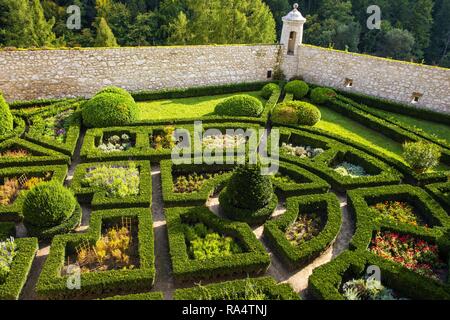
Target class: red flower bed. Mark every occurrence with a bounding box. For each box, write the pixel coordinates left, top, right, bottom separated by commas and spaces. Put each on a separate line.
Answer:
370, 231, 447, 281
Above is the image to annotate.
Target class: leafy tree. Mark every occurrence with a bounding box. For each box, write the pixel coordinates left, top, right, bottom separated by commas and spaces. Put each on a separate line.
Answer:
31, 0, 57, 47
427, 0, 450, 65
376, 25, 415, 60
129, 12, 159, 46
0, 0, 35, 47
94, 17, 119, 47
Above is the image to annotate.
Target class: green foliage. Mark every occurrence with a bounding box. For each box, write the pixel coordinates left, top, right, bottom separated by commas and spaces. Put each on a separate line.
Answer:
284, 80, 309, 99
0, 93, 13, 136
82, 90, 138, 128
0, 237, 16, 284
225, 164, 273, 210
402, 140, 442, 173
96, 86, 133, 99
310, 87, 337, 104
272, 101, 321, 126
94, 17, 118, 47
22, 182, 77, 231
261, 83, 280, 99
214, 95, 264, 117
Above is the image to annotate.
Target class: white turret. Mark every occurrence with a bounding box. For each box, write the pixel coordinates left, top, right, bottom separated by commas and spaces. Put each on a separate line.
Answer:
280, 3, 306, 56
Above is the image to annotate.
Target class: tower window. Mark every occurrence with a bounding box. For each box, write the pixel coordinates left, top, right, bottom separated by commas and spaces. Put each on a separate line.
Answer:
267, 70, 273, 79
344, 78, 353, 88
287, 31, 297, 55
411, 92, 423, 104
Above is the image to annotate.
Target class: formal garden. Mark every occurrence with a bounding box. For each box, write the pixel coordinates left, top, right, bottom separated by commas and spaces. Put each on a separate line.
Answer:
1, 79, 450, 301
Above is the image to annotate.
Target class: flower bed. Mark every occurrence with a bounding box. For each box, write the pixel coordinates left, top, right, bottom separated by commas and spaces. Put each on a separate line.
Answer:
371, 201, 425, 227
369, 231, 447, 282
333, 162, 370, 178
97, 133, 134, 153
174, 277, 300, 300
0, 165, 68, 221
280, 143, 324, 159
166, 206, 269, 281
161, 160, 234, 207
342, 277, 403, 300
70, 160, 151, 210
26, 102, 82, 156
264, 193, 341, 269
36, 208, 155, 300
309, 250, 450, 300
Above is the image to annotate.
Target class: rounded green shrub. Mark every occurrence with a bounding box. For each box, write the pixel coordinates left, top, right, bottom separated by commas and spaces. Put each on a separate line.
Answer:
297, 102, 321, 126
271, 101, 320, 126
214, 95, 264, 117
0, 93, 14, 136
271, 102, 299, 125
284, 80, 309, 99
261, 83, 280, 99
223, 164, 274, 211
82, 91, 138, 128
403, 140, 442, 174
310, 87, 337, 104
23, 182, 77, 230
96, 86, 133, 100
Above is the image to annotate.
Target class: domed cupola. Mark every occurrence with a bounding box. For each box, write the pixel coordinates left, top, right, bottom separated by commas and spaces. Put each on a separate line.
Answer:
280, 3, 307, 56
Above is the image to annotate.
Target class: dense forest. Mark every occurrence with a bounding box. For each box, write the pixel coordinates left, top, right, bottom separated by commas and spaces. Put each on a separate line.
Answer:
0, 0, 449, 67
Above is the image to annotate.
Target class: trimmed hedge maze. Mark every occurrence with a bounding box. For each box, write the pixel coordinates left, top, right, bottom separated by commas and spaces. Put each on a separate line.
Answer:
1, 80, 450, 301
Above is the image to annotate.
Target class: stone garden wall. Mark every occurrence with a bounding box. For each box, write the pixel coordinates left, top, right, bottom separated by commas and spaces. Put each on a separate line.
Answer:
295, 45, 450, 113
0, 43, 449, 113
0, 45, 280, 101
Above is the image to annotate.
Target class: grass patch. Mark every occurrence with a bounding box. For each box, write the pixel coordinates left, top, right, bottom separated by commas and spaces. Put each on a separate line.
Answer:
137, 92, 263, 121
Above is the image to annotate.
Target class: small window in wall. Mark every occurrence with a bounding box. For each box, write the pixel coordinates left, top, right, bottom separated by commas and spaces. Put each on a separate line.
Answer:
267, 70, 273, 79
287, 31, 297, 55
344, 78, 353, 88
411, 92, 423, 104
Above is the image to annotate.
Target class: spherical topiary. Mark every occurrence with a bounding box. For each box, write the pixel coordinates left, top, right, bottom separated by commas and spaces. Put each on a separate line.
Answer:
297, 102, 321, 126
82, 91, 138, 128
271, 102, 299, 125
284, 80, 309, 99
310, 87, 337, 104
214, 95, 264, 117
261, 83, 280, 99
225, 164, 273, 211
0, 93, 13, 136
96, 86, 134, 100
23, 182, 77, 230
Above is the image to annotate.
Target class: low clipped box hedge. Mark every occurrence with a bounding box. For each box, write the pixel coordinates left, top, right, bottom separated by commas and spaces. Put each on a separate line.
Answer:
214, 95, 264, 117
0, 238, 38, 300
0, 222, 15, 239
284, 80, 309, 100
261, 83, 280, 99
69, 160, 152, 210
174, 277, 300, 300
425, 181, 450, 212
0, 138, 69, 169
101, 291, 164, 300
166, 206, 270, 282
264, 193, 341, 269
272, 101, 321, 126
36, 208, 155, 299
82, 88, 138, 128
309, 250, 450, 300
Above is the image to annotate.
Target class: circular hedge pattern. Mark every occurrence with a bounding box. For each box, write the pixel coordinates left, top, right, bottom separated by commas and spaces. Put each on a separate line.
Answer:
82, 91, 138, 128
215, 95, 264, 117
0, 93, 13, 135
284, 80, 309, 99
23, 182, 77, 230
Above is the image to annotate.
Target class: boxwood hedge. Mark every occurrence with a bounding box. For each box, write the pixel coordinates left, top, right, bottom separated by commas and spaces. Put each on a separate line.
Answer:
174, 277, 300, 300
0, 165, 68, 222
101, 291, 164, 300
69, 160, 151, 210
165, 206, 270, 282
36, 207, 155, 299
0, 222, 15, 239
425, 181, 450, 213
0, 237, 38, 300
264, 193, 341, 269
0, 117, 26, 143
0, 138, 69, 168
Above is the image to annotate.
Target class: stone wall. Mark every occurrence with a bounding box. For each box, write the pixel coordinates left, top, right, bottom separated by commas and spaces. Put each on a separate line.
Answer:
295, 45, 450, 113
1, 43, 449, 114
0, 45, 280, 102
